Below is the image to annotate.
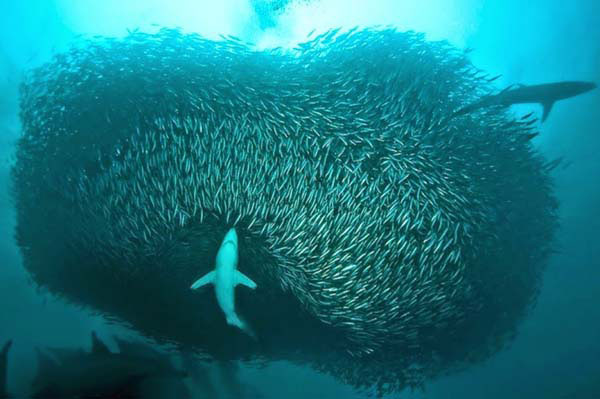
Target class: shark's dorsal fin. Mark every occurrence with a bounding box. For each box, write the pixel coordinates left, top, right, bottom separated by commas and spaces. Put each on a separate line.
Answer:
91, 331, 110, 355
190, 271, 216, 290
0, 340, 11, 358
541, 101, 555, 122
234, 271, 257, 289
1, 340, 12, 398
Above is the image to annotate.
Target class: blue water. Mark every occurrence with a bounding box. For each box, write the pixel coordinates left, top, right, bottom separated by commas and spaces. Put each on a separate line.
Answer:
1, 1, 599, 398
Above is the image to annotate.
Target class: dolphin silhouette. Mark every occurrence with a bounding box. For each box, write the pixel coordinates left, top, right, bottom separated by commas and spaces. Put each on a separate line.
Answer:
454, 81, 597, 122
190, 228, 257, 336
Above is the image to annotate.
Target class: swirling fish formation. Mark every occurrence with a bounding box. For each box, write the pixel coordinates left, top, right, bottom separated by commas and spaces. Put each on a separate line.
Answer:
13, 28, 558, 395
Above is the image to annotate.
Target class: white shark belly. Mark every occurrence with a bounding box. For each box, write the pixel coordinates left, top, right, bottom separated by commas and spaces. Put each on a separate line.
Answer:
214, 279, 235, 317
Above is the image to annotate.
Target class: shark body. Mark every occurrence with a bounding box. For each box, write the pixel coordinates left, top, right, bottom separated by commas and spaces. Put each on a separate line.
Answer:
190, 228, 257, 336
454, 80, 597, 122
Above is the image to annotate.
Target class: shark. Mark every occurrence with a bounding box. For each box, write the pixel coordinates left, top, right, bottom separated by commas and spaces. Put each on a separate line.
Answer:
454, 80, 597, 122
1, 340, 12, 398
31, 332, 189, 399
190, 228, 257, 337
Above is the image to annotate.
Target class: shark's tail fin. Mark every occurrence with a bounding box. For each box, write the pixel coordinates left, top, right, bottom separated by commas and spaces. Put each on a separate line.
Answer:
226, 313, 257, 340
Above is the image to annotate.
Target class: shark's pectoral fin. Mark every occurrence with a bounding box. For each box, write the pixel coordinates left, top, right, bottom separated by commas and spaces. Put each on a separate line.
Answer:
541, 101, 555, 122
234, 271, 257, 289
191, 271, 216, 290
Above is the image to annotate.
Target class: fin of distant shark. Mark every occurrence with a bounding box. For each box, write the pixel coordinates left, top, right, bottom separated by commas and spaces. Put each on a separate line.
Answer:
1, 340, 12, 398
541, 100, 555, 122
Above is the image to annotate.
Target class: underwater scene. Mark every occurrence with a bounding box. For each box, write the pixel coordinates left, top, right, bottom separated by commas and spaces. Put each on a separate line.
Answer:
1, 1, 599, 398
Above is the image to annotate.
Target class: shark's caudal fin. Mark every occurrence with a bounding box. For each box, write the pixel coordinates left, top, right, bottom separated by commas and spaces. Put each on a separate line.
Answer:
1, 340, 12, 398
225, 313, 245, 329
226, 313, 257, 340
541, 101, 555, 122
190, 271, 216, 290
234, 271, 257, 289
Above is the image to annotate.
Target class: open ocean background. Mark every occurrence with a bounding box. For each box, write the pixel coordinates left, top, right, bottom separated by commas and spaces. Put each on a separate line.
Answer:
1, 1, 598, 398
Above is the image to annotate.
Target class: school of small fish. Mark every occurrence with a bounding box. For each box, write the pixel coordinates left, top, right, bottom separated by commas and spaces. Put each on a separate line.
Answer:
12, 28, 558, 395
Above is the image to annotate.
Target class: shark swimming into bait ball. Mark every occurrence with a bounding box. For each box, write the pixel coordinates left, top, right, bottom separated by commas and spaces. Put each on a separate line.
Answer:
191, 228, 257, 337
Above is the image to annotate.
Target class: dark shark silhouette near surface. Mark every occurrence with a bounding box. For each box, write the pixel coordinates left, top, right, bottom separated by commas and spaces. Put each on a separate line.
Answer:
455, 80, 597, 122
1, 334, 264, 399
30, 332, 189, 399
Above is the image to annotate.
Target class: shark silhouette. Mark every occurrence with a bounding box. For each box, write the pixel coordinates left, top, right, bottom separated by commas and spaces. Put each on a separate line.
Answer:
454, 80, 597, 122
31, 332, 189, 399
191, 228, 257, 337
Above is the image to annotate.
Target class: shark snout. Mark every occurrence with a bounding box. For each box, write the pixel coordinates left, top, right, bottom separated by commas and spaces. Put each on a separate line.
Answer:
222, 228, 238, 247
572, 81, 597, 95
